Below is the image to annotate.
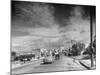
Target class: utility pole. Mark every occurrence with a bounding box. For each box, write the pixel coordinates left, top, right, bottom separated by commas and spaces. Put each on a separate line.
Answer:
90, 6, 94, 68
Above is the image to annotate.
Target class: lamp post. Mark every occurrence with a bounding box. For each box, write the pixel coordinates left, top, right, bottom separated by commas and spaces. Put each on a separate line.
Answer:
90, 6, 94, 68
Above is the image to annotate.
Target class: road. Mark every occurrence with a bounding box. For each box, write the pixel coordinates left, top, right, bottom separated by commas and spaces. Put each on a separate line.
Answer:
12, 55, 87, 74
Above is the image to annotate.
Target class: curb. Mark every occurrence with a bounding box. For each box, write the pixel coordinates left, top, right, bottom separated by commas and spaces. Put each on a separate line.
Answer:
79, 60, 91, 70
79, 60, 96, 70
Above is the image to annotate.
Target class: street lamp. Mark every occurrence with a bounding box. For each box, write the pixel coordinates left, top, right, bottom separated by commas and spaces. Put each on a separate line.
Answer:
90, 6, 94, 68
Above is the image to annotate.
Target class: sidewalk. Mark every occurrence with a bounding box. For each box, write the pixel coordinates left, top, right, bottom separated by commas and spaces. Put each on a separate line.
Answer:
12, 58, 43, 69
71, 55, 96, 70
79, 59, 96, 70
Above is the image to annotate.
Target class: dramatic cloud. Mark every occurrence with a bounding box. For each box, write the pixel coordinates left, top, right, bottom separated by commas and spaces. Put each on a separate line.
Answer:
11, 1, 96, 52
12, 1, 57, 28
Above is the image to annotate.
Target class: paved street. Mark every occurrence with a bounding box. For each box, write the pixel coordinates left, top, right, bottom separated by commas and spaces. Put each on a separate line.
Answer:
12, 55, 87, 74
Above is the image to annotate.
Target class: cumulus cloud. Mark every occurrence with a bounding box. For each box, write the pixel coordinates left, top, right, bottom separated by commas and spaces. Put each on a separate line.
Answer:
11, 2, 95, 52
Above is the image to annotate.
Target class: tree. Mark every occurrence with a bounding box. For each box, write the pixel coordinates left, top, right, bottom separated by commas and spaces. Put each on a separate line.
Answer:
83, 38, 96, 55
11, 52, 17, 61
11, 52, 16, 57
71, 42, 85, 56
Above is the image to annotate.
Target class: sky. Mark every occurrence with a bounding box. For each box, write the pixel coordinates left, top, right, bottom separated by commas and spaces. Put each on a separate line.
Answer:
11, 1, 96, 52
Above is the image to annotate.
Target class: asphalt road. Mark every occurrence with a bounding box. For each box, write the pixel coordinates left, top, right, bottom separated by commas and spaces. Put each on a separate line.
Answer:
12, 55, 87, 74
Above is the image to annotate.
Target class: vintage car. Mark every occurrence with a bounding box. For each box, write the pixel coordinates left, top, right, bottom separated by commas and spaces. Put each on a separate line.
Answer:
43, 55, 54, 64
